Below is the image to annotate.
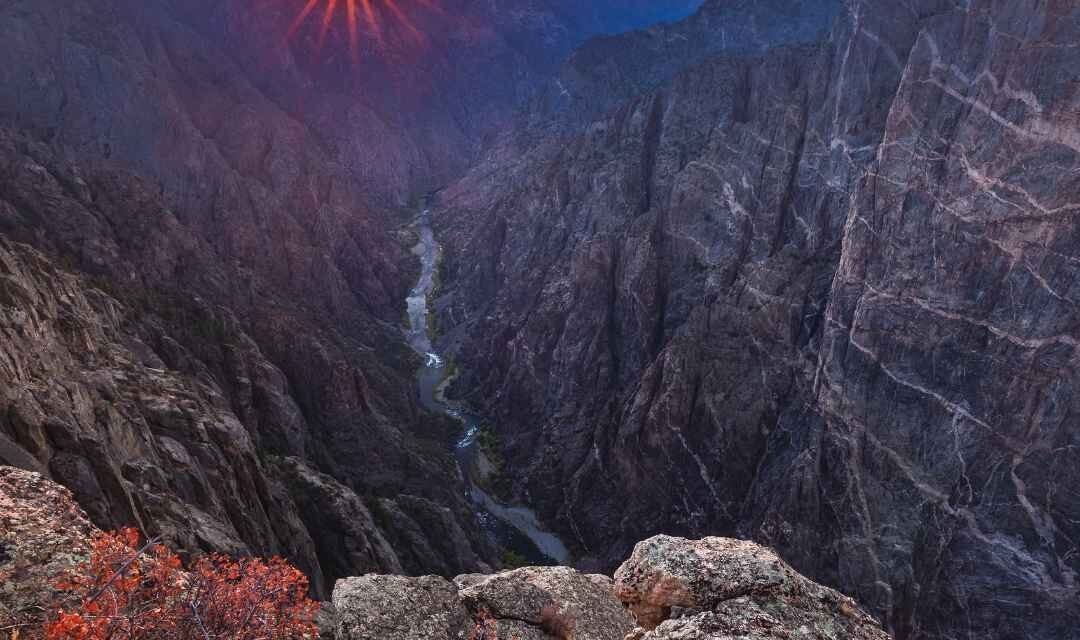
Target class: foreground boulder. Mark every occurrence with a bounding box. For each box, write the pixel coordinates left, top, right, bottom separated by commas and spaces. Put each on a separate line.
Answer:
614, 536, 890, 639
333, 566, 635, 640
458, 567, 636, 640
333, 574, 471, 639
1, 469, 887, 640
330, 535, 890, 639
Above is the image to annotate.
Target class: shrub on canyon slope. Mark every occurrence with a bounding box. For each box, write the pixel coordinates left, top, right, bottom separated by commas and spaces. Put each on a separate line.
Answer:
39, 528, 318, 640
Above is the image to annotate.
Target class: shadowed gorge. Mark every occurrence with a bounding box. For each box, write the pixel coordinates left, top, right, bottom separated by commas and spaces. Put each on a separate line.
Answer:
1, 1, 1078, 639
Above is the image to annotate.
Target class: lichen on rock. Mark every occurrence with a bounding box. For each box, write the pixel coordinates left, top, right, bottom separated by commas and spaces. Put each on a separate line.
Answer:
0, 466, 94, 631
327, 533, 889, 640
614, 536, 890, 640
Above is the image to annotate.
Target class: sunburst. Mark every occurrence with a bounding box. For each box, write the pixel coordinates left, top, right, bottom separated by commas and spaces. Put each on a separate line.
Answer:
285, 0, 438, 62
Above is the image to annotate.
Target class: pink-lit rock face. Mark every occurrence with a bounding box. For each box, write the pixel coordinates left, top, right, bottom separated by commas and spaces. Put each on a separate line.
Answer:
432, 1, 1080, 638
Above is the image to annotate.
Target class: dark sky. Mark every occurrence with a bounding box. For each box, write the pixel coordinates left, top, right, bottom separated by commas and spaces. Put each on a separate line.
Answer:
557, 1, 707, 37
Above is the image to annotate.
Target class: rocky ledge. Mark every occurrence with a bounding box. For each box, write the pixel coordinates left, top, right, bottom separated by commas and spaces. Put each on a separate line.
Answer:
0, 465, 889, 639
332, 534, 889, 639
0, 466, 94, 630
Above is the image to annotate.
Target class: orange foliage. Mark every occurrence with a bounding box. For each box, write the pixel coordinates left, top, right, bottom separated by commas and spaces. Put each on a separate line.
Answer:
468, 610, 498, 640
41, 528, 318, 640
468, 609, 521, 640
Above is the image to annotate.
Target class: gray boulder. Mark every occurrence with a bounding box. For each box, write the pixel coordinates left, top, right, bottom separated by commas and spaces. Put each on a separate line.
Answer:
461, 566, 636, 640
333, 574, 470, 640
330, 537, 888, 640
615, 536, 890, 639
332, 566, 635, 640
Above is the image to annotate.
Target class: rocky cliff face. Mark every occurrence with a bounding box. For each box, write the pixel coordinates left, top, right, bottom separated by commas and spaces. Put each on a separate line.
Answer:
3, 0, 1078, 636
0, 134, 496, 597
520, 0, 841, 138
615, 535, 890, 640
0, 34, 501, 593
433, 1, 1080, 638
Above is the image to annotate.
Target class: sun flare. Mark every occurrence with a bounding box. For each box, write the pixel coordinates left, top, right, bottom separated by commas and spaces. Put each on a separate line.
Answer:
285, 0, 438, 62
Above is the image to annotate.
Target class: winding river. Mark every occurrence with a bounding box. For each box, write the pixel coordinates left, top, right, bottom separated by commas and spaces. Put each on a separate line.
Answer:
406, 206, 570, 566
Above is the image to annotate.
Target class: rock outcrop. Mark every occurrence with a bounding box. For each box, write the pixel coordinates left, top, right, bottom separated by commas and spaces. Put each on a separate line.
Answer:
457, 566, 636, 640
334, 575, 471, 640
615, 536, 889, 639
329, 533, 887, 640
0, 466, 93, 631
333, 567, 637, 640
433, 0, 1080, 638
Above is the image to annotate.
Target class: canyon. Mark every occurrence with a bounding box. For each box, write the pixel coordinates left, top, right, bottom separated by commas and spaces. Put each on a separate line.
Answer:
0, 0, 704, 599
0, 0, 659, 598
1, 0, 1078, 639
433, 1, 1080, 638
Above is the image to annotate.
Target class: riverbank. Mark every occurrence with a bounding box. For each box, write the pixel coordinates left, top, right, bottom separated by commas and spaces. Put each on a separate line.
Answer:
404, 204, 570, 566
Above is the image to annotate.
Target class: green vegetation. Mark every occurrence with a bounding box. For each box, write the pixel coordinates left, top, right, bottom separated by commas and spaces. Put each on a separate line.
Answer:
434, 354, 460, 398
256, 448, 283, 469
500, 549, 528, 570
475, 423, 501, 453
473, 423, 514, 502
398, 226, 420, 250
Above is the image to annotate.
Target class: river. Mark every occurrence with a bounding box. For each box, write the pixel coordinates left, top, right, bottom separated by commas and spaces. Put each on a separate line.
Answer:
405, 205, 570, 566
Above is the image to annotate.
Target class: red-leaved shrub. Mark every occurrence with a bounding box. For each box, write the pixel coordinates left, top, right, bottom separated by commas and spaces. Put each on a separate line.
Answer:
40, 528, 318, 640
